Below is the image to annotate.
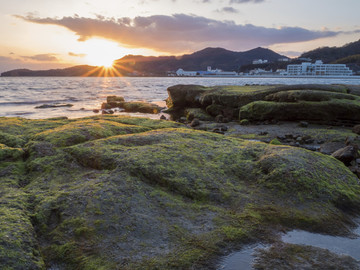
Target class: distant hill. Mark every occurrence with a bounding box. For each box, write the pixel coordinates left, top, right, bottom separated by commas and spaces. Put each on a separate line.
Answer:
0, 65, 102, 77
1, 47, 287, 77
114, 47, 286, 75
299, 39, 360, 64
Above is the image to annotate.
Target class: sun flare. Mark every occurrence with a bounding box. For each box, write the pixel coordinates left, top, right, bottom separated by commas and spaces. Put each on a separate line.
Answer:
82, 39, 120, 67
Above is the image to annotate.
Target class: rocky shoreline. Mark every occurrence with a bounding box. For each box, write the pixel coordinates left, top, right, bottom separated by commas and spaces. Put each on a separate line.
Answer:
1, 84, 360, 269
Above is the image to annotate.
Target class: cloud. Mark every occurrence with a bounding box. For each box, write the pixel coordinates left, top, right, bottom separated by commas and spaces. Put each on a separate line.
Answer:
15, 13, 343, 53
275, 51, 303, 58
21, 53, 59, 62
229, 0, 265, 3
68, 52, 87, 57
0, 55, 70, 73
216, 7, 239, 13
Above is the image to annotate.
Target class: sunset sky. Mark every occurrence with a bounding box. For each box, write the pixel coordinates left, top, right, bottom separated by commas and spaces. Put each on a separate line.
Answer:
0, 0, 359, 72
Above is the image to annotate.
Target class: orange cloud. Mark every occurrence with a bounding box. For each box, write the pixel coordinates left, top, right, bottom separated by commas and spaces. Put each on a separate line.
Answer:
15, 14, 343, 53
21, 53, 59, 62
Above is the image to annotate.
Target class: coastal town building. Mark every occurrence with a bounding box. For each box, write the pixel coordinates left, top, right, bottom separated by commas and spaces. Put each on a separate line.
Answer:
252, 59, 268, 65
249, 68, 272, 75
175, 66, 237, 77
278, 58, 289, 62
286, 60, 353, 76
175, 68, 197, 76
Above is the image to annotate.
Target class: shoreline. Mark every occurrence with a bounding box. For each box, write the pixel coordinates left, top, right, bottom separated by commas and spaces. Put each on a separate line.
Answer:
1, 75, 360, 79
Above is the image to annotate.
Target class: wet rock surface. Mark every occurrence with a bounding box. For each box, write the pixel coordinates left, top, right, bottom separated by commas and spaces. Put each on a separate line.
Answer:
166, 84, 360, 125
100, 95, 165, 114
2, 84, 360, 269
253, 242, 360, 270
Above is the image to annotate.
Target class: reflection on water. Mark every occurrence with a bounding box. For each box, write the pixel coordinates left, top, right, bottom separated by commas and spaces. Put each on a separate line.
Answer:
283, 226, 360, 260
1, 76, 360, 119
217, 244, 269, 270
218, 223, 360, 270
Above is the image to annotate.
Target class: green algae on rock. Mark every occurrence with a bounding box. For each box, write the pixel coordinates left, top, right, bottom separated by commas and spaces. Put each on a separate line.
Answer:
253, 242, 360, 270
100, 96, 164, 114
1, 115, 360, 269
166, 84, 360, 125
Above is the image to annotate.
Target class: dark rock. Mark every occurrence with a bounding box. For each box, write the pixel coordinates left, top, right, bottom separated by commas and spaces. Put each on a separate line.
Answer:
222, 117, 230, 123
212, 128, 225, 134
222, 108, 234, 120
102, 109, 114, 115
239, 119, 250, 126
93, 109, 100, 113
190, 118, 200, 127
319, 142, 346, 155
215, 115, 224, 123
352, 125, 360, 135
239, 91, 360, 124
35, 103, 73, 109
166, 85, 209, 108
185, 108, 213, 121
160, 115, 167, 120
101, 103, 112, 110
123, 102, 163, 114
178, 117, 187, 123
298, 121, 309, 127
206, 104, 224, 117
107, 96, 125, 103
218, 125, 228, 132
331, 145, 359, 166
108, 101, 125, 108
259, 131, 268, 136
253, 242, 360, 270
345, 136, 356, 146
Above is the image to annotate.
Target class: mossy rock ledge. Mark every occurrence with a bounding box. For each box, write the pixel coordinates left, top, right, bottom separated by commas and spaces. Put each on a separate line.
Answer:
1, 115, 360, 269
166, 84, 360, 124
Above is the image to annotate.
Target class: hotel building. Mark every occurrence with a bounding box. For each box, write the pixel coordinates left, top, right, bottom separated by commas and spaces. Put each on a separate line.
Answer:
287, 60, 353, 76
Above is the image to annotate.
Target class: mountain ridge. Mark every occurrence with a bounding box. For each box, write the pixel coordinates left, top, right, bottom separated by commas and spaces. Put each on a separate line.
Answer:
1, 47, 286, 77
3, 39, 360, 76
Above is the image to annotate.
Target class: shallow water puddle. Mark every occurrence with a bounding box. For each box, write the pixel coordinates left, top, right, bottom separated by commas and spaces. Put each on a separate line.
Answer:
217, 244, 269, 270
218, 224, 360, 269
283, 226, 360, 260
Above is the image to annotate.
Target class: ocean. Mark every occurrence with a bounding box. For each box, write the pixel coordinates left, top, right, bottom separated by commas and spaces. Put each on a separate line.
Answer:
1, 76, 360, 119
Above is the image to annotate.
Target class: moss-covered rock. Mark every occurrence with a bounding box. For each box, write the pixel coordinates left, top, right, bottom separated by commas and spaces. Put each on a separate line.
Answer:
253, 242, 360, 270
239, 99, 360, 124
1, 115, 360, 269
166, 84, 360, 124
33, 119, 151, 147
185, 108, 214, 121
0, 144, 24, 161
122, 101, 163, 114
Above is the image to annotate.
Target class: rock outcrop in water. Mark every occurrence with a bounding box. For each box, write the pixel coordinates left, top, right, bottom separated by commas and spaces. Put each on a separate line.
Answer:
100, 95, 164, 114
166, 84, 360, 125
1, 114, 360, 269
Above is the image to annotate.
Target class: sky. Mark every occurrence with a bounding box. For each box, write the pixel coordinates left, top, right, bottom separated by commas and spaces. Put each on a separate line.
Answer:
0, 0, 359, 72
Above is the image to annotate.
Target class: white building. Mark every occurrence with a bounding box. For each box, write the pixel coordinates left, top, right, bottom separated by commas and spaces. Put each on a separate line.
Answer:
205, 66, 237, 76
175, 68, 197, 76
287, 60, 353, 76
278, 58, 289, 62
175, 66, 237, 76
252, 59, 268, 65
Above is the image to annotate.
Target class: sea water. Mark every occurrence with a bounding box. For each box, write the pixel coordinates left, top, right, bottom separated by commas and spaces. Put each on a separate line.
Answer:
1, 76, 360, 119
218, 224, 360, 270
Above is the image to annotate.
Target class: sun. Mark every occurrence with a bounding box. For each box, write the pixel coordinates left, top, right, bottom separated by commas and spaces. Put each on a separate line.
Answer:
82, 39, 120, 67
91, 56, 114, 68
